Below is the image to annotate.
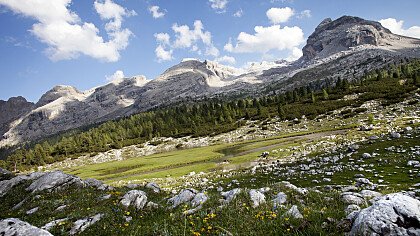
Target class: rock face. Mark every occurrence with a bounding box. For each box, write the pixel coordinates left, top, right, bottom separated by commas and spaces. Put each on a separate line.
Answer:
26, 171, 84, 193
1, 15, 419, 147
350, 193, 420, 236
301, 16, 410, 62
0, 218, 53, 236
0, 96, 34, 138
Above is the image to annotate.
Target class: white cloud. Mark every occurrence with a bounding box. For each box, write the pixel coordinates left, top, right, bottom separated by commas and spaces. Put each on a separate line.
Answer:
106, 70, 125, 81
266, 7, 294, 24
154, 33, 170, 46
0, 0, 135, 62
215, 55, 236, 65
155, 45, 173, 62
297, 10, 311, 19
379, 18, 420, 39
233, 9, 243, 18
148, 5, 165, 19
224, 25, 304, 54
209, 0, 228, 13
206, 45, 220, 57
154, 20, 220, 61
286, 47, 302, 61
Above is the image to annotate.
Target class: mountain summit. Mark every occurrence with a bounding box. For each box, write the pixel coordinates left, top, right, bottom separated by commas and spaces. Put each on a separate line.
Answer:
1, 16, 419, 147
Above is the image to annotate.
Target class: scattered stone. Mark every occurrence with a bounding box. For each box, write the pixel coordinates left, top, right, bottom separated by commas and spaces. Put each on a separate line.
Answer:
408, 160, 420, 167
98, 194, 112, 201
221, 188, 242, 204
41, 218, 68, 231
70, 214, 104, 235
120, 190, 148, 210
126, 183, 140, 189
0, 218, 53, 236
355, 178, 373, 187
191, 193, 208, 208
362, 153, 372, 159
350, 193, 420, 236
272, 192, 287, 209
284, 205, 303, 219
26, 207, 39, 215
341, 192, 366, 205
249, 189, 266, 208
145, 182, 161, 193
345, 204, 360, 215
55, 205, 67, 212
348, 144, 360, 152
26, 171, 83, 193
360, 190, 382, 199
146, 201, 159, 210
390, 132, 401, 139
282, 181, 308, 195
168, 189, 197, 208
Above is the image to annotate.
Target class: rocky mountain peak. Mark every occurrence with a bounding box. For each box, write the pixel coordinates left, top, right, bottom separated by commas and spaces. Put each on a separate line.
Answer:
36, 85, 82, 108
301, 16, 396, 62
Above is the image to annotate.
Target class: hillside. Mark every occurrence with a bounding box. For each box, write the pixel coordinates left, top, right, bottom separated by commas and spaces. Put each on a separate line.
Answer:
1, 16, 419, 147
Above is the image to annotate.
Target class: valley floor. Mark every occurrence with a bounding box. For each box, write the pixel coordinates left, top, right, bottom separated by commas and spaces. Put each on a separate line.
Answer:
1, 93, 420, 235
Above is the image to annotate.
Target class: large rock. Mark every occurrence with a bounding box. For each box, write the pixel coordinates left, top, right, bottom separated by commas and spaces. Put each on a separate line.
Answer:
168, 189, 197, 208
350, 193, 420, 236
0, 167, 13, 181
70, 213, 104, 235
0, 172, 44, 197
145, 182, 161, 193
341, 192, 366, 205
120, 190, 148, 210
273, 192, 287, 209
26, 171, 84, 193
221, 188, 242, 204
0, 218, 53, 236
249, 189, 266, 208
284, 205, 303, 219
191, 192, 208, 208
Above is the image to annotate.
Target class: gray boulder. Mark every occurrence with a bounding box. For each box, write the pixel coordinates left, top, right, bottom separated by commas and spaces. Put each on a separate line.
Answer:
0, 167, 13, 181
26, 207, 39, 215
168, 189, 197, 208
41, 218, 68, 231
390, 132, 401, 139
345, 204, 361, 215
191, 192, 208, 208
362, 153, 372, 159
83, 178, 111, 190
350, 193, 420, 236
249, 189, 266, 208
341, 192, 366, 205
360, 190, 382, 199
0, 172, 44, 197
145, 182, 161, 193
120, 190, 148, 210
221, 188, 242, 204
0, 218, 53, 236
26, 171, 83, 193
273, 192, 287, 209
284, 205, 303, 219
70, 213, 104, 235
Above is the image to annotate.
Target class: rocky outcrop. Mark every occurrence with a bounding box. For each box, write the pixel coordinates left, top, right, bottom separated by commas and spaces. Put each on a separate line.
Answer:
0, 96, 34, 139
26, 171, 84, 193
301, 16, 412, 62
0, 172, 44, 197
120, 190, 148, 210
69, 213, 104, 235
0, 218, 53, 236
350, 193, 420, 235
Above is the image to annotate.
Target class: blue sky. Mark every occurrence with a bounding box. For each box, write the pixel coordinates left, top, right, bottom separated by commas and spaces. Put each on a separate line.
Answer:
0, 0, 419, 102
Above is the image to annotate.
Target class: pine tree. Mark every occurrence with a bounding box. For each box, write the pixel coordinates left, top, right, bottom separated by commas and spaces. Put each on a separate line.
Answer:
323, 89, 329, 100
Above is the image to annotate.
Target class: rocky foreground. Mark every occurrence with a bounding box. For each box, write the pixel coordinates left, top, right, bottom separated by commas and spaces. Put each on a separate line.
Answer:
1, 166, 420, 235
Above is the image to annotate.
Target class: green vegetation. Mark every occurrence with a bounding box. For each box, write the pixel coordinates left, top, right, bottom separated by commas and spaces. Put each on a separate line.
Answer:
2, 59, 420, 172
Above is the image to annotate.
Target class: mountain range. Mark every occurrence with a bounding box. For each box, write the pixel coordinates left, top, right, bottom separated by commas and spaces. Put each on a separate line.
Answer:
1, 15, 420, 147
